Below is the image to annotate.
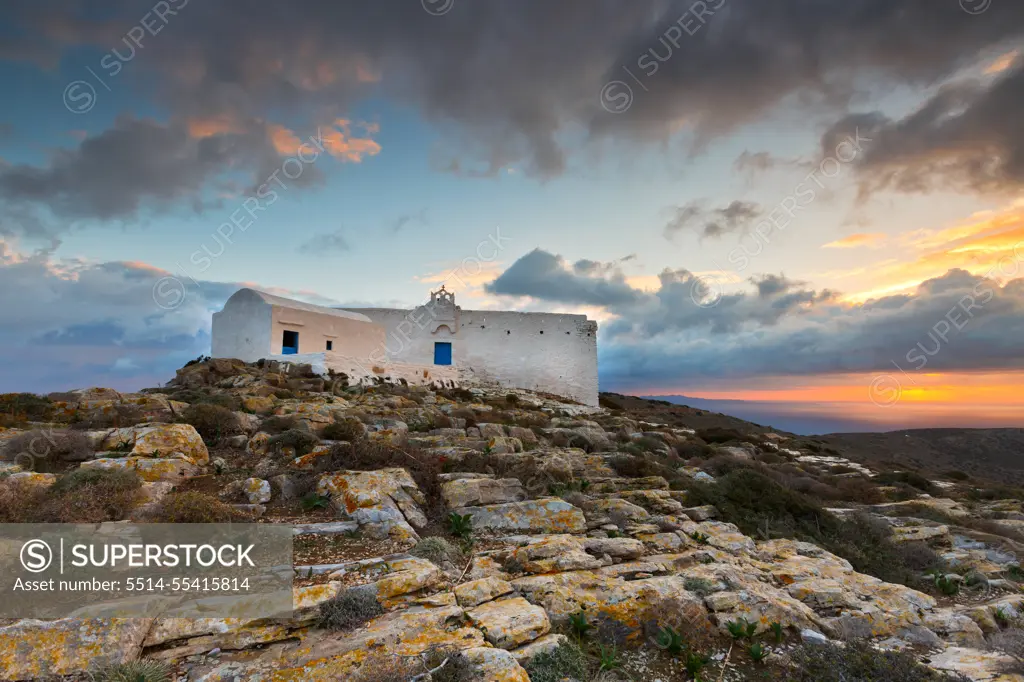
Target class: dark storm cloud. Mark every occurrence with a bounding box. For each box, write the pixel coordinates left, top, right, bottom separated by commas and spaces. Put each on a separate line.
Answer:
827, 63, 1024, 196
484, 248, 643, 307
663, 200, 764, 240
0, 115, 334, 223
485, 251, 1024, 389
0, 0, 1022, 233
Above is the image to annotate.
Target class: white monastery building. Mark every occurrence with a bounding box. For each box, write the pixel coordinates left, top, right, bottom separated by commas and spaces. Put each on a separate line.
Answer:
212, 287, 599, 406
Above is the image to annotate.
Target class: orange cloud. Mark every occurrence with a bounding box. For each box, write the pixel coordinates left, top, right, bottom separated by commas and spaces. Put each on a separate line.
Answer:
267, 120, 381, 162
822, 233, 887, 249
842, 201, 1024, 302
267, 124, 305, 155
985, 50, 1019, 75
319, 119, 382, 162
187, 116, 243, 139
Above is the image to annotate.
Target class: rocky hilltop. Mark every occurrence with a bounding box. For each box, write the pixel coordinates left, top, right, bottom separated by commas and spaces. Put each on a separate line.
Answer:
0, 359, 1022, 681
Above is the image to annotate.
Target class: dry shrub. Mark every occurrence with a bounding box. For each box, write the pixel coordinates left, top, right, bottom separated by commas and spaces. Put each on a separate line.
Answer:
409, 536, 465, 568
167, 388, 242, 411
260, 415, 300, 434
514, 411, 551, 428
0, 484, 46, 522
791, 640, 971, 681
147, 491, 250, 523
1, 429, 93, 466
873, 471, 937, 494
69, 404, 147, 430
321, 417, 366, 442
323, 441, 445, 517
180, 403, 242, 443
268, 429, 320, 456
0, 468, 142, 523
0, 393, 53, 427
317, 586, 383, 631
697, 427, 760, 446
608, 453, 689, 489
830, 476, 887, 504
990, 628, 1024, 675
451, 408, 477, 428
347, 655, 417, 682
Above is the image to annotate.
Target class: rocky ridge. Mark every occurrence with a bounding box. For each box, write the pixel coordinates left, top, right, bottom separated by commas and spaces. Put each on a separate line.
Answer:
0, 358, 1021, 680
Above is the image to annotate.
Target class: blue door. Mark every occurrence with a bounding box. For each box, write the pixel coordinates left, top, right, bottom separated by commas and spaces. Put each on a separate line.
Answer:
282, 330, 299, 355
434, 342, 452, 365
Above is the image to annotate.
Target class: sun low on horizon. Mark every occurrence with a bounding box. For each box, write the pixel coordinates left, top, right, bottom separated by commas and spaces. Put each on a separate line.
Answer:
1, 0, 1023, 434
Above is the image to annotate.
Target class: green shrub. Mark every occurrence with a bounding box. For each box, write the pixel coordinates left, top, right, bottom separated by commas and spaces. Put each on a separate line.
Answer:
791, 641, 971, 681
268, 429, 320, 456
317, 586, 383, 631
95, 659, 171, 682
181, 403, 242, 443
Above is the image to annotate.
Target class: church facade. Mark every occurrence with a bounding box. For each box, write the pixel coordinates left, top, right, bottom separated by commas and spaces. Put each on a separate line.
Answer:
211, 287, 599, 406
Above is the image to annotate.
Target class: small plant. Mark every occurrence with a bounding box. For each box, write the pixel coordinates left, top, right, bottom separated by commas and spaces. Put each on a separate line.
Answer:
607, 529, 622, 538
597, 643, 621, 671
749, 642, 770, 663
447, 511, 473, 539
95, 659, 171, 682
690, 531, 710, 545
685, 650, 710, 678
1008, 565, 1024, 581
655, 625, 686, 655
931, 572, 961, 595
726, 617, 757, 640
770, 620, 784, 643
300, 492, 331, 511
317, 586, 383, 631
995, 607, 1010, 627
568, 609, 592, 640
700, 555, 715, 564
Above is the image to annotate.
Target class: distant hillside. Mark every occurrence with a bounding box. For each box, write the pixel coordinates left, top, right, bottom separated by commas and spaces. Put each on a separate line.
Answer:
818, 428, 1024, 486
609, 393, 1024, 485
640, 394, 870, 434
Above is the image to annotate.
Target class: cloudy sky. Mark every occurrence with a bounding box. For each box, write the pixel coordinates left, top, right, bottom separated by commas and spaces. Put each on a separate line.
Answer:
1, 0, 1023, 430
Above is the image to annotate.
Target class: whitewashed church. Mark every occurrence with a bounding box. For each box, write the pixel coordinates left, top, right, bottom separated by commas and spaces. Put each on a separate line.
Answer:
211, 287, 599, 406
